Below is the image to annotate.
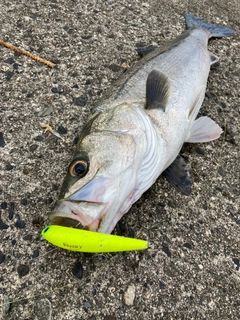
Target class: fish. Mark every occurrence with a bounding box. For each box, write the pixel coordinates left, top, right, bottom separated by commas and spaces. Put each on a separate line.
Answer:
49, 14, 235, 234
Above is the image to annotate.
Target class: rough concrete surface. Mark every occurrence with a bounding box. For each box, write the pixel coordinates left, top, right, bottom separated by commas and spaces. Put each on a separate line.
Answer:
0, 0, 239, 319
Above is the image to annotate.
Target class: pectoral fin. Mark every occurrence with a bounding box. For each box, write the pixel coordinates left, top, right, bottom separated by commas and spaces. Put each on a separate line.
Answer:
162, 155, 191, 195
187, 116, 223, 143
146, 70, 171, 111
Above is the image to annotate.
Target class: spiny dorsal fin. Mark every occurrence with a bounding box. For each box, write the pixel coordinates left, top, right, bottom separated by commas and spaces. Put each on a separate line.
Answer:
162, 155, 191, 195
146, 70, 171, 111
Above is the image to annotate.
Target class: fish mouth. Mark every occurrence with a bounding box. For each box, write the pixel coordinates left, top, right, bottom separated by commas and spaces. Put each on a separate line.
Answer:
49, 199, 106, 232
48, 215, 84, 229
49, 174, 126, 233
49, 174, 111, 231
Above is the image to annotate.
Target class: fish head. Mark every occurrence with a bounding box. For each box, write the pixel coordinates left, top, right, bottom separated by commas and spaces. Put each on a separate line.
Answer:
49, 116, 139, 234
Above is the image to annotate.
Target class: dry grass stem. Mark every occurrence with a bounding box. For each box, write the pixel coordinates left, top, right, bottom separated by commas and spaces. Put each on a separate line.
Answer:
0, 40, 55, 68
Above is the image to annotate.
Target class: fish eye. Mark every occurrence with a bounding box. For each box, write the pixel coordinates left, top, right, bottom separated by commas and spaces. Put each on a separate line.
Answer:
69, 159, 89, 177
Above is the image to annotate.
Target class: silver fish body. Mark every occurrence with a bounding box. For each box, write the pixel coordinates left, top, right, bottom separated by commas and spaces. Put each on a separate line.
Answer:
49, 14, 235, 234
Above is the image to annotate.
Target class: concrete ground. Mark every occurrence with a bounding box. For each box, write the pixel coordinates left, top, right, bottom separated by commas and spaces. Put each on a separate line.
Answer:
0, 0, 239, 319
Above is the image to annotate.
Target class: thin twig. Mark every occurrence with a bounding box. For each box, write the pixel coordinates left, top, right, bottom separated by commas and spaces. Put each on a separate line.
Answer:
0, 40, 55, 68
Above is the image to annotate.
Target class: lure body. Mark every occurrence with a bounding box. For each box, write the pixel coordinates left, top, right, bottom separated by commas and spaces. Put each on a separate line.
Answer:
42, 225, 148, 252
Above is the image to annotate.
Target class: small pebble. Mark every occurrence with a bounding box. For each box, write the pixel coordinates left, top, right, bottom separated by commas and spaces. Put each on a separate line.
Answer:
220, 102, 227, 108
123, 284, 135, 306
32, 249, 39, 258
183, 242, 192, 249
202, 203, 208, 210
205, 91, 212, 98
8, 202, 15, 220
30, 144, 38, 152
17, 264, 30, 277
85, 79, 92, 85
72, 260, 83, 279
0, 251, 5, 264
73, 96, 87, 107
73, 136, 79, 145
23, 166, 30, 175
20, 198, 27, 206
232, 258, 239, 271
34, 135, 44, 141
1, 202, 7, 209
51, 87, 58, 93
6, 164, 14, 170
6, 71, 14, 80
0, 132, 5, 147
57, 125, 68, 135
81, 35, 92, 40
159, 280, 166, 289
5, 57, 15, 64
162, 243, 171, 258
15, 219, 26, 229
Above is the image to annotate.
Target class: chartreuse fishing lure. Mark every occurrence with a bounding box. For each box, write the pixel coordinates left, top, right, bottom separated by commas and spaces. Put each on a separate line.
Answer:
41, 225, 148, 252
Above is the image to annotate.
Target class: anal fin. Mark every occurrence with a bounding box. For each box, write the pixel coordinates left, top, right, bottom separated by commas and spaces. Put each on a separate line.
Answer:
162, 155, 191, 195
146, 70, 171, 111
209, 52, 219, 65
187, 116, 223, 143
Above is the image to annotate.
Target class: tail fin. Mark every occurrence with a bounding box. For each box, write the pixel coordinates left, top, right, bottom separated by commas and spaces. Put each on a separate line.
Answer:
185, 13, 236, 38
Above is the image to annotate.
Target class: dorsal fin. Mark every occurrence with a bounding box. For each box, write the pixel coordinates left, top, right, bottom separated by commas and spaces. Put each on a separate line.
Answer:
146, 70, 171, 111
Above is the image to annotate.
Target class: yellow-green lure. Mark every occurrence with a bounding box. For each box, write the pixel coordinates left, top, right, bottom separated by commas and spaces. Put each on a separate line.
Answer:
42, 225, 148, 253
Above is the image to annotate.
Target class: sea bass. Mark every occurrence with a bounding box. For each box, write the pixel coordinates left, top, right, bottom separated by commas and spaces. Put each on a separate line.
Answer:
49, 14, 235, 234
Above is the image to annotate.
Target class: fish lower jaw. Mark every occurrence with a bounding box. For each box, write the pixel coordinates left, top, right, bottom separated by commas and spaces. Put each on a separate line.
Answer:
49, 211, 101, 232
